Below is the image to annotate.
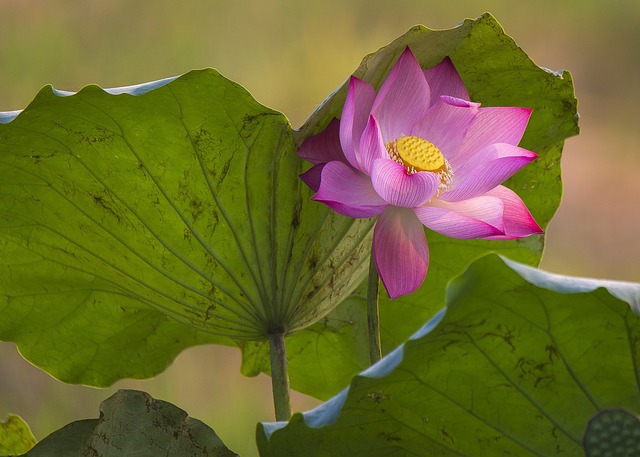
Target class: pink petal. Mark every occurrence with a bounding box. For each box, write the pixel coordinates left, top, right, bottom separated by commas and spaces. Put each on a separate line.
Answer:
374, 206, 429, 299
442, 143, 537, 202
313, 160, 387, 218
423, 57, 470, 102
358, 115, 389, 175
414, 196, 506, 239
298, 118, 347, 165
371, 48, 431, 141
455, 106, 532, 162
410, 97, 480, 157
482, 186, 543, 240
370, 159, 440, 208
299, 163, 325, 192
340, 76, 377, 170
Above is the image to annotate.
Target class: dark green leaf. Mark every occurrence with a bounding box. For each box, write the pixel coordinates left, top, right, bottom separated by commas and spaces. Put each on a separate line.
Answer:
20, 421, 96, 457
22, 390, 237, 457
257, 254, 640, 456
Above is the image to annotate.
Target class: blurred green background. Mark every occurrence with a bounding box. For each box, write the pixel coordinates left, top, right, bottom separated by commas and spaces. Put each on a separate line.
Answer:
1, 1, 638, 456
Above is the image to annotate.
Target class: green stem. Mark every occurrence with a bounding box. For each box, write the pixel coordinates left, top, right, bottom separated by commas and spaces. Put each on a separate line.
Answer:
367, 253, 382, 364
269, 331, 292, 421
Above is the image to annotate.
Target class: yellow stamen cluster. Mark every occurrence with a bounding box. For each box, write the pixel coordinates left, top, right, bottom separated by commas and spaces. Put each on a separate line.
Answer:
387, 136, 453, 193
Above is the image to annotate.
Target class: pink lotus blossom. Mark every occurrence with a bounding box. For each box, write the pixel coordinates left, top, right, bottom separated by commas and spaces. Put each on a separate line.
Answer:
299, 48, 543, 299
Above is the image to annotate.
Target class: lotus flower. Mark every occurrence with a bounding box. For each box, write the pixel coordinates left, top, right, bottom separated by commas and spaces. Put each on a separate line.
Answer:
299, 48, 543, 299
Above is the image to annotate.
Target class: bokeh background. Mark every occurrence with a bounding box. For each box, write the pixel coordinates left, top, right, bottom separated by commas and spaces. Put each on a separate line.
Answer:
1, 1, 638, 456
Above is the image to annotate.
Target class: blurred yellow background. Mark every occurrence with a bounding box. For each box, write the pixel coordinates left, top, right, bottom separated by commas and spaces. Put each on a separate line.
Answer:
1, 1, 639, 456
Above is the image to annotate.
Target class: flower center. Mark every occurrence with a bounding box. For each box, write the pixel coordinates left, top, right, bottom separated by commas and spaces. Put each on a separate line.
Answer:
387, 136, 453, 193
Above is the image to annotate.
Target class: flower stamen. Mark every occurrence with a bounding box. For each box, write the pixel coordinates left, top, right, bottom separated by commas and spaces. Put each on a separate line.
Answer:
387, 136, 453, 193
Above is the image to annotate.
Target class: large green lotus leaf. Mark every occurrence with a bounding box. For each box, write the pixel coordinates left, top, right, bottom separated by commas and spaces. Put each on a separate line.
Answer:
240, 13, 578, 399
257, 254, 640, 456
21, 390, 238, 457
0, 69, 374, 385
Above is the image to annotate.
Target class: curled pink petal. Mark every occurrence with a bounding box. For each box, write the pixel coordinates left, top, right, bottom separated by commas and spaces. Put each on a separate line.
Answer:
374, 206, 429, 299
424, 57, 470, 102
455, 106, 532, 162
299, 163, 325, 192
371, 159, 440, 208
340, 76, 377, 170
442, 143, 537, 201
298, 118, 346, 165
358, 115, 388, 175
414, 196, 505, 239
411, 97, 479, 157
482, 185, 543, 240
371, 48, 431, 141
313, 161, 387, 218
